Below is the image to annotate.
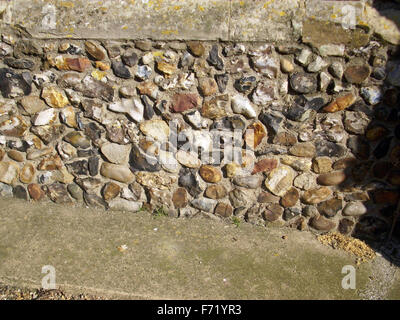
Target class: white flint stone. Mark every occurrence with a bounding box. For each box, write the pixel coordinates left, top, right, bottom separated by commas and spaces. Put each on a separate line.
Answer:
232, 95, 257, 118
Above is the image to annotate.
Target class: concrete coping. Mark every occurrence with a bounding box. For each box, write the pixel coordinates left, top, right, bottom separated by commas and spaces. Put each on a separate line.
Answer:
0, 0, 399, 44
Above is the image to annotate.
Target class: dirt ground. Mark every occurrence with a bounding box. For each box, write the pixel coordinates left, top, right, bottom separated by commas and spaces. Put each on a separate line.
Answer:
0, 198, 398, 300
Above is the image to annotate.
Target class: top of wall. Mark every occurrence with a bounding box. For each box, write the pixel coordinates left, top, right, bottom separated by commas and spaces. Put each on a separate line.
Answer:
0, 0, 400, 44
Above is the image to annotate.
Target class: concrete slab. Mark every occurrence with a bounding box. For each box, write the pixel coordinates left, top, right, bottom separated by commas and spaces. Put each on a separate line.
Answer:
9, 0, 230, 40
0, 198, 395, 300
229, 0, 303, 42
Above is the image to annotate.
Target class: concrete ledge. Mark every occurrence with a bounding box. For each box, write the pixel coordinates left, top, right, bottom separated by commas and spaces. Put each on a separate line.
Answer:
0, 1, 400, 43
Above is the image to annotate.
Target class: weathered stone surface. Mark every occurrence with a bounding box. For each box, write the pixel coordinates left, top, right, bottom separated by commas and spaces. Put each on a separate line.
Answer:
44, 183, 72, 204
28, 183, 45, 201
176, 150, 201, 169
191, 198, 217, 213
293, 173, 317, 191
0, 68, 32, 98
252, 158, 278, 174
302, 187, 332, 205
312, 157, 332, 174
343, 202, 367, 217
19, 96, 47, 115
204, 185, 227, 200
100, 162, 135, 183
199, 165, 222, 183
309, 215, 336, 232
264, 165, 296, 197
289, 142, 316, 158
281, 188, 299, 208
262, 203, 284, 222
108, 199, 141, 212
257, 191, 280, 204
101, 143, 131, 165
231, 95, 257, 118
214, 202, 233, 218
0, 162, 19, 185
290, 73, 317, 94
102, 182, 121, 201
171, 93, 201, 113
233, 175, 263, 189
280, 156, 312, 172
323, 93, 357, 113
41, 86, 69, 108
344, 64, 370, 84
64, 132, 91, 149
201, 95, 228, 119
317, 171, 346, 186
318, 198, 342, 218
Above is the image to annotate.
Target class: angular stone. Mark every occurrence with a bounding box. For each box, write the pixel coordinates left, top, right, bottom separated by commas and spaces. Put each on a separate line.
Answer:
0, 68, 32, 98
171, 93, 201, 113
317, 171, 346, 186
84, 192, 107, 209
13, 185, 28, 200
234, 76, 256, 93
19, 96, 47, 115
290, 73, 317, 94
251, 82, 276, 105
323, 93, 357, 113
0, 115, 29, 137
176, 150, 201, 169
32, 108, 57, 126
250, 45, 278, 78
344, 64, 370, 84
262, 203, 284, 222
302, 187, 332, 205
198, 77, 218, 96
338, 218, 354, 235
309, 215, 336, 232
187, 42, 205, 57
111, 60, 131, 79
343, 111, 369, 135
273, 132, 297, 146
100, 162, 135, 183
0, 162, 19, 184
215, 73, 229, 93
312, 157, 332, 174
129, 144, 161, 172
315, 140, 347, 158
289, 142, 316, 158
101, 143, 131, 165
122, 51, 138, 67
207, 45, 224, 70
136, 171, 176, 190
102, 182, 121, 201
172, 187, 188, 209
64, 132, 91, 149
318, 198, 342, 218
156, 61, 176, 76
37, 155, 63, 171
191, 198, 217, 213
85, 41, 106, 61
293, 173, 317, 190
244, 121, 267, 149
199, 165, 222, 183
204, 185, 227, 200
108, 198, 141, 212
139, 120, 170, 142
201, 95, 228, 119
252, 158, 278, 174
67, 183, 83, 201
178, 168, 203, 197
109, 98, 144, 123
231, 95, 257, 118
41, 86, 69, 108
233, 175, 263, 189
44, 183, 72, 204
28, 183, 45, 201
264, 165, 296, 197
214, 202, 233, 218
281, 188, 299, 208
257, 191, 280, 204
360, 87, 382, 106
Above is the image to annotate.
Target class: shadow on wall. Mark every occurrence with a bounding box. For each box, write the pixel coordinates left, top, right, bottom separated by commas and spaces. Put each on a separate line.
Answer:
339, 0, 400, 266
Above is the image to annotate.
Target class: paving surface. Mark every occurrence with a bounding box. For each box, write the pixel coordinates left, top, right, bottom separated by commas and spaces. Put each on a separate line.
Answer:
0, 198, 398, 300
